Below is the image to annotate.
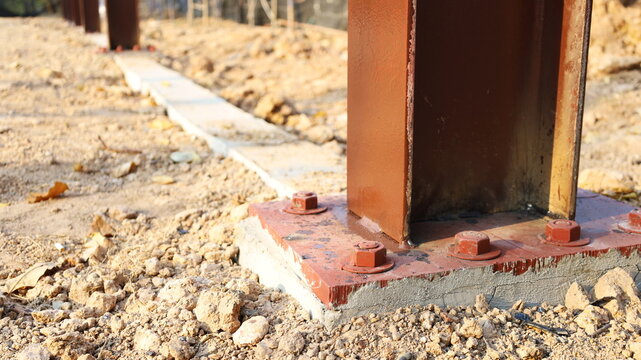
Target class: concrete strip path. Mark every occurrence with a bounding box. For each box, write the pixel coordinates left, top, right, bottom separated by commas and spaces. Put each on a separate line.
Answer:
114, 55, 346, 197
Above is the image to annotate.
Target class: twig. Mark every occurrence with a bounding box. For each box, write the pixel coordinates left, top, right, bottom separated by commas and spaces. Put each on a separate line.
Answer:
97, 136, 142, 155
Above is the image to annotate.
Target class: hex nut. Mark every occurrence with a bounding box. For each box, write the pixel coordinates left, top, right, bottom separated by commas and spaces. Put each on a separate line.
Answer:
454, 231, 491, 256
291, 191, 318, 211
545, 219, 581, 243
352, 241, 386, 267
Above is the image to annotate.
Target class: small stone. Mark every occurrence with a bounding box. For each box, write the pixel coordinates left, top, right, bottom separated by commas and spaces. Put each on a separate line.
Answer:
194, 287, 242, 332
144, 257, 162, 276
232, 316, 270, 345
575, 305, 610, 335
17, 344, 51, 360
397, 352, 413, 360
425, 342, 442, 355
189, 55, 214, 73
278, 331, 306, 354
69, 275, 103, 305
478, 317, 497, 338
77, 355, 96, 360
565, 282, 591, 311
458, 318, 483, 338
307, 125, 334, 144
85, 292, 116, 314
594, 267, 641, 317
578, 168, 635, 194
167, 337, 194, 360
108, 206, 138, 220
230, 203, 249, 222
254, 94, 284, 119
474, 294, 489, 313
32, 310, 68, 324
630, 342, 641, 360
134, 329, 161, 352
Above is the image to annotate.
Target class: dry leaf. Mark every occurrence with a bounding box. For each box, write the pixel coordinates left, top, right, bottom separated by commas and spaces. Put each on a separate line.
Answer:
148, 118, 174, 130
27, 182, 69, 203
112, 161, 137, 178
0, 203, 9, 207
152, 175, 175, 185
91, 214, 115, 236
4, 262, 57, 293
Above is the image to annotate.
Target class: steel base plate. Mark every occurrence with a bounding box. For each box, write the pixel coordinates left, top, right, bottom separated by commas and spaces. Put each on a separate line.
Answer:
249, 189, 641, 307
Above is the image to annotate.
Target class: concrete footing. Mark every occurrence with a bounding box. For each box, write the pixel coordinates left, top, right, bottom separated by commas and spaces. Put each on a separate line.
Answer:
238, 194, 641, 328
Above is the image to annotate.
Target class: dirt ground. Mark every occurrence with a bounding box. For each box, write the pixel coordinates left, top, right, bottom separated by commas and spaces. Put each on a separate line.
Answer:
1, 0, 641, 358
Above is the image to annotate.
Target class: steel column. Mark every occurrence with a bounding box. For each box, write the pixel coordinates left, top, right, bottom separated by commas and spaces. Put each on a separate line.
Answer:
347, 0, 593, 244
82, 0, 100, 33
105, 0, 140, 50
71, 0, 82, 26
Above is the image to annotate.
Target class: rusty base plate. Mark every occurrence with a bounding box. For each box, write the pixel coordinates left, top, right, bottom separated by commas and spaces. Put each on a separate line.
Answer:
249, 190, 640, 308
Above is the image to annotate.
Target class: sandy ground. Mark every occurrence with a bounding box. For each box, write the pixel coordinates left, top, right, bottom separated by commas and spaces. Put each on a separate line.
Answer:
1, 2, 641, 359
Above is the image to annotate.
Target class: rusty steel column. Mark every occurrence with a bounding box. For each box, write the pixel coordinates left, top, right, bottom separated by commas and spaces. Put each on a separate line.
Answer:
61, 0, 69, 21
82, 0, 100, 33
105, 0, 140, 50
347, 0, 592, 244
72, 0, 82, 26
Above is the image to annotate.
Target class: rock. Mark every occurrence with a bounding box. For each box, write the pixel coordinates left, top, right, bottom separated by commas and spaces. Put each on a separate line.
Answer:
189, 55, 214, 73
44, 332, 95, 359
232, 316, 269, 345
111, 161, 137, 178
578, 168, 635, 194
157, 277, 200, 304
630, 342, 641, 360
208, 224, 229, 244
17, 344, 51, 360
134, 329, 161, 352
565, 282, 592, 311
32, 310, 68, 324
69, 274, 103, 305
37, 68, 63, 79
278, 331, 306, 354
225, 278, 261, 301
77, 355, 96, 360
86, 292, 116, 314
516, 345, 542, 360
167, 337, 194, 360
108, 206, 138, 220
458, 318, 483, 338
474, 294, 489, 313
230, 203, 249, 222
144, 257, 162, 276
194, 288, 242, 333
594, 267, 641, 317
254, 94, 284, 119
575, 305, 610, 335
306, 125, 334, 144
478, 317, 497, 338
81, 233, 115, 262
